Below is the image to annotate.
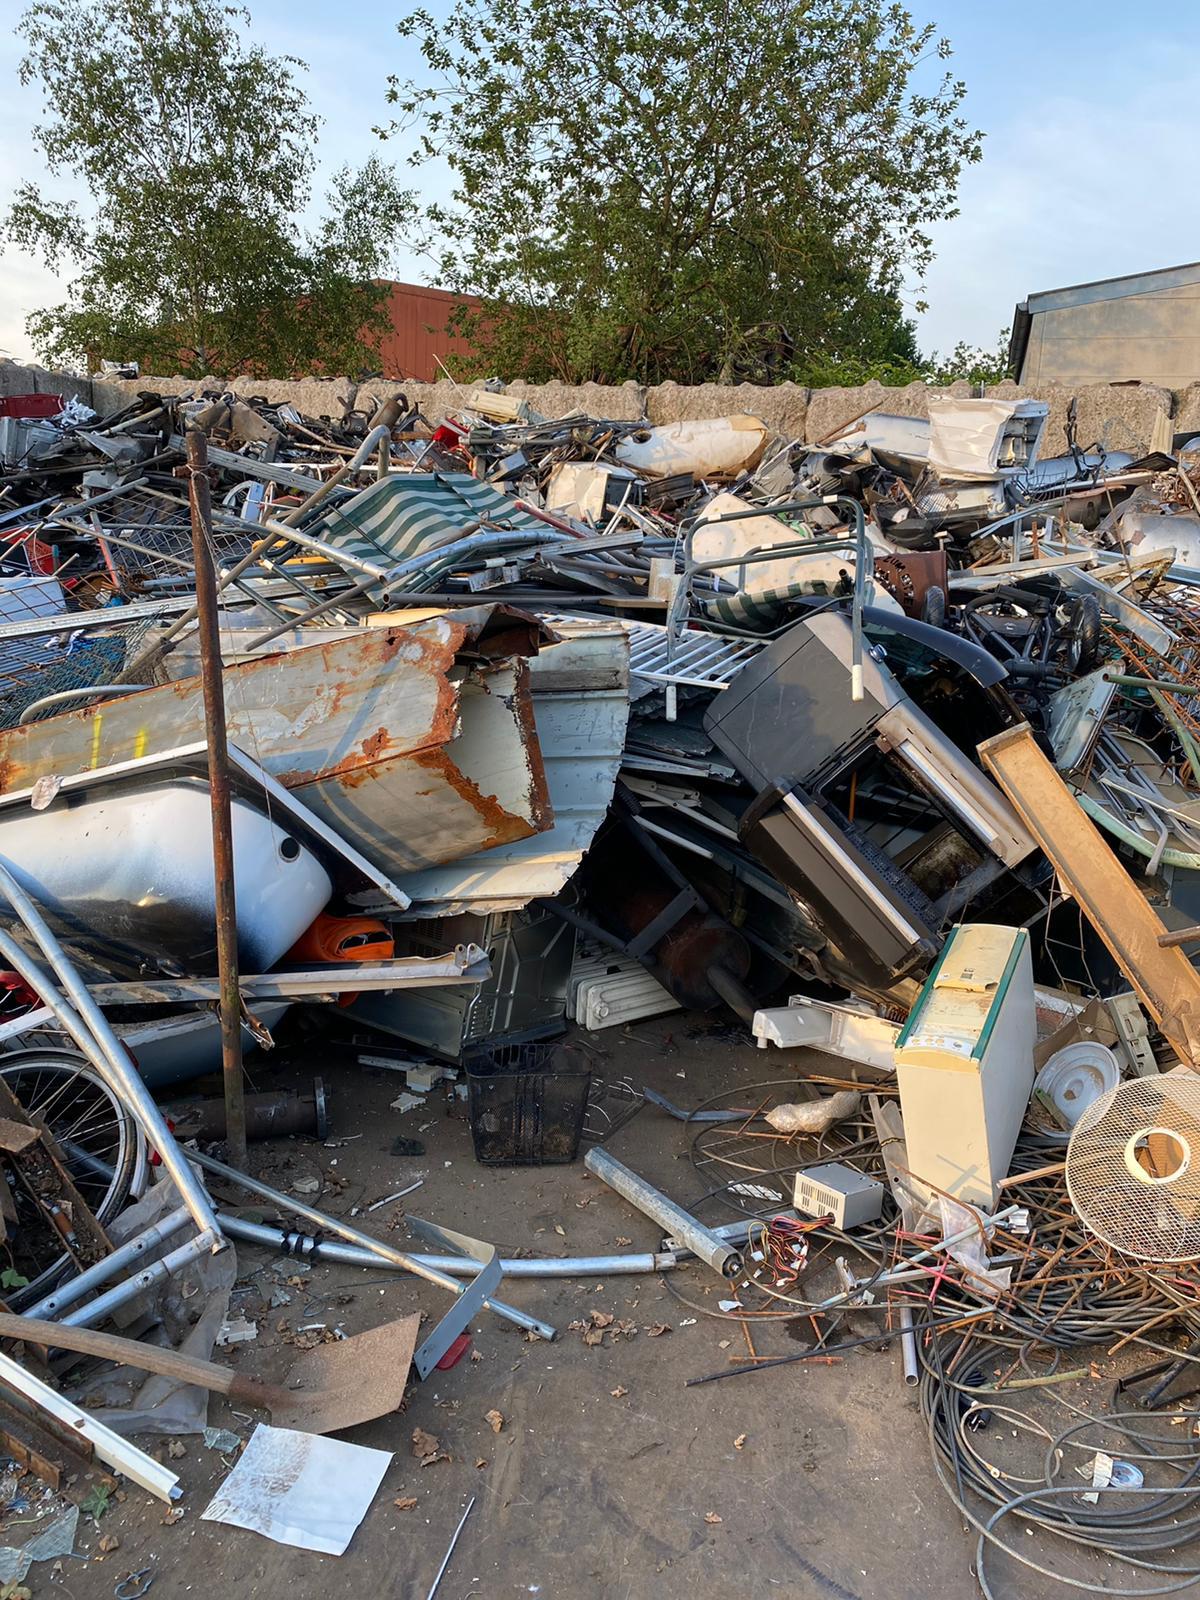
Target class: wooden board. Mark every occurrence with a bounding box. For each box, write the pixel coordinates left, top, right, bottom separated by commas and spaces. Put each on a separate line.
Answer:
979, 723, 1200, 1065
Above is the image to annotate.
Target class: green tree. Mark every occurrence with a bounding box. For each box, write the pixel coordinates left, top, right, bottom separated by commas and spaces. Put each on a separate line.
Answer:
5, 0, 414, 376
385, 0, 982, 385
924, 329, 1013, 386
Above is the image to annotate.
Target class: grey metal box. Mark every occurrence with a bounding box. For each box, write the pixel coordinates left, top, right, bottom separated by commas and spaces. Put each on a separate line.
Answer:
793, 1162, 885, 1229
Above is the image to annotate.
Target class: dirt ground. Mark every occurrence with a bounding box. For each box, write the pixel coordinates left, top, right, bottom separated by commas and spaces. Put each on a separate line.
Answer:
0, 1014, 1160, 1600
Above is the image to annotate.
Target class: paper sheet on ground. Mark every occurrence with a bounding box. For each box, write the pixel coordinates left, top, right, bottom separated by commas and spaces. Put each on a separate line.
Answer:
201, 1424, 391, 1555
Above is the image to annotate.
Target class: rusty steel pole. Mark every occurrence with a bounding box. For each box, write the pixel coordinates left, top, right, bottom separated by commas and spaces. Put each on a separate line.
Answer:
185, 429, 248, 1169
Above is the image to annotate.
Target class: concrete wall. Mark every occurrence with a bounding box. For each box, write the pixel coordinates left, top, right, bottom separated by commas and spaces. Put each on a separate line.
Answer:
4, 356, 1200, 459
1021, 267, 1200, 391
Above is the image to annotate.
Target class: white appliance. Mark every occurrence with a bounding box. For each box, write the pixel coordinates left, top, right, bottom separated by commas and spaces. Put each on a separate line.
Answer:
894, 924, 1036, 1209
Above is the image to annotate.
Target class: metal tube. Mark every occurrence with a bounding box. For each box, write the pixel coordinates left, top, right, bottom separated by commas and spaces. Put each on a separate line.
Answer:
191, 1150, 555, 1341
0, 869, 222, 1243
1105, 673, 1200, 694
59, 1229, 220, 1329
218, 1214, 677, 1277
584, 1147, 744, 1280
243, 561, 385, 651
185, 428, 247, 1171
846, 498, 867, 703
24, 1207, 193, 1320
426, 1494, 474, 1600
899, 1305, 919, 1386
168, 1083, 327, 1144
17, 684, 152, 724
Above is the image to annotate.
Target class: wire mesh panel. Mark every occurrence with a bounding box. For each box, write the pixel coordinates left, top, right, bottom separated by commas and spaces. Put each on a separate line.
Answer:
0, 613, 168, 731
44, 487, 256, 599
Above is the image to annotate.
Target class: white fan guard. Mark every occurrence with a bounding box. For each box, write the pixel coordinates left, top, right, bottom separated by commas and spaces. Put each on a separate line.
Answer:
1066, 1074, 1200, 1262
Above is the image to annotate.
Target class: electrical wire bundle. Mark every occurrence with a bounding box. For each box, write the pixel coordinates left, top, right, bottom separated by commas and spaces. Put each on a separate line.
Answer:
670, 1079, 1200, 1589
916, 1322, 1200, 1597
897, 1150, 1200, 1594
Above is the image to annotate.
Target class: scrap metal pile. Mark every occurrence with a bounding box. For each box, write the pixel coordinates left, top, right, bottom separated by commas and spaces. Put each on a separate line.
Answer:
2, 373, 1200, 1587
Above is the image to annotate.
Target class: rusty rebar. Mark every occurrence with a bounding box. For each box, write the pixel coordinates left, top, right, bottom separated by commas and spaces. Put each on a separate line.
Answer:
185, 429, 248, 1170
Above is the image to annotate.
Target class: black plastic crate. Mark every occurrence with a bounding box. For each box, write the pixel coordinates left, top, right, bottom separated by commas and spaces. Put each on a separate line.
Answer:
466, 1042, 591, 1165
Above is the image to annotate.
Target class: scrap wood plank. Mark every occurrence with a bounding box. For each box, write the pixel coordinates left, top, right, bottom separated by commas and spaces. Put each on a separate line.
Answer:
979, 723, 1200, 1065
0, 1396, 95, 1490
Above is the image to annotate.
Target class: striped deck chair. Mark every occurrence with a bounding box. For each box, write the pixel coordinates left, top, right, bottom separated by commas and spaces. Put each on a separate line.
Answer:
306, 472, 551, 573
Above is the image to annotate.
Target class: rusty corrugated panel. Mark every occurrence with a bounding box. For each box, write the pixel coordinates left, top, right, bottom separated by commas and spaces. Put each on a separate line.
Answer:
369, 281, 482, 382
0, 617, 553, 878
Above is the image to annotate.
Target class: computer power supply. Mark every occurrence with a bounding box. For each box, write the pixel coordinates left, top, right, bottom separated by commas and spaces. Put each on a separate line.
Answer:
793, 1163, 885, 1229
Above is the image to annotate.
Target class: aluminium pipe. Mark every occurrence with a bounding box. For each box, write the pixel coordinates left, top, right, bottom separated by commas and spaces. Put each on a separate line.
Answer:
59, 1230, 221, 1330
584, 1147, 744, 1281
219, 1214, 678, 1277
191, 1148, 556, 1342
0, 867, 222, 1242
24, 1205, 193, 1321
899, 1305, 919, 1386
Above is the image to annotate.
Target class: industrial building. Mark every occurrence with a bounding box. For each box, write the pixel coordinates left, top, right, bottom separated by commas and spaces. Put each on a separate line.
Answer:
1010, 260, 1200, 388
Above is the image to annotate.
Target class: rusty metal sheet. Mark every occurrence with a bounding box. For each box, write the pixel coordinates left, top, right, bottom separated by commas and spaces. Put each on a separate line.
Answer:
979, 722, 1200, 1065
394, 618, 631, 914
0, 618, 552, 878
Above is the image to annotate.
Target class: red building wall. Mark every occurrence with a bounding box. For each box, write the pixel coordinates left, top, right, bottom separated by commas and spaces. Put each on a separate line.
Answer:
369, 280, 482, 382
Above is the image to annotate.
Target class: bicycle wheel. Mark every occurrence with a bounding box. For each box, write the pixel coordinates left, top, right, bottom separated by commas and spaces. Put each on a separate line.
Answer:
0, 1048, 143, 1306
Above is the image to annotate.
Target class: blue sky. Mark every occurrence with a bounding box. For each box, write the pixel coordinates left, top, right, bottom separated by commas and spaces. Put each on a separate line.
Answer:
1, 0, 1196, 368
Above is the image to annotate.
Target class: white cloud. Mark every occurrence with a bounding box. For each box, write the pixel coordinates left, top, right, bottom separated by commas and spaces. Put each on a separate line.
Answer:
913, 51, 1200, 357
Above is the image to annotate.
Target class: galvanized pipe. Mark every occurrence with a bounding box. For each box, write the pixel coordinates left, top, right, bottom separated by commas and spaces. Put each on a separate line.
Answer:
899, 1305, 919, 1386
584, 1147, 744, 1280
191, 1149, 556, 1342
0, 868, 222, 1243
60, 1229, 221, 1329
25, 1206, 193, 1321
218, 1214, 678, 1277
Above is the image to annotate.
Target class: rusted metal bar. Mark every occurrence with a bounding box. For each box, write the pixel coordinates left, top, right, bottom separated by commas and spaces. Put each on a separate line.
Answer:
186, 428, 248, 1169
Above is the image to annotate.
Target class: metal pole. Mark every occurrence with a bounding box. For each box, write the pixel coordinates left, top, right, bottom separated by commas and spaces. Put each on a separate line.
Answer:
24, 1207, 193, 1320
59, 1230, 220, 1330
191, 1148, 556, 1342
898, 1305, 919, 1386
584, 1147, 744, 1280
219, 1214, 677, 1277
185, 428, 247, 1171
